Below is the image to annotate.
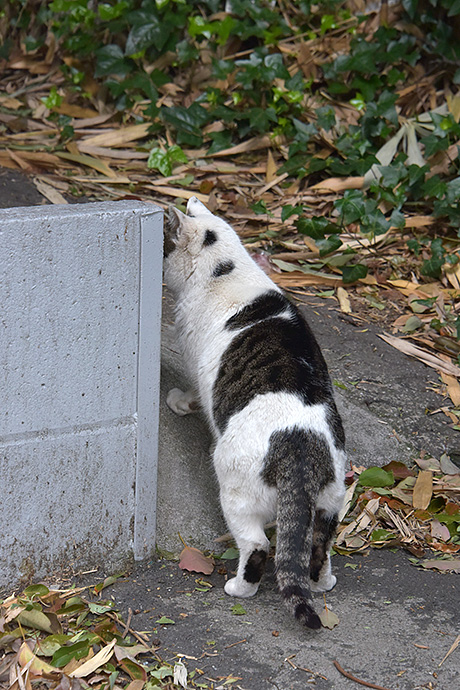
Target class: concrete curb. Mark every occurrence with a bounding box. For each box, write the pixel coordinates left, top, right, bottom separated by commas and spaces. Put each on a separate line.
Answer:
1, 202, 163, 587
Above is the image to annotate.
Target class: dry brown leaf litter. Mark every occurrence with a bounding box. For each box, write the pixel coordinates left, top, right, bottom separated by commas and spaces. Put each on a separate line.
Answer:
2, 24, 460, 415
0, 580, 245, 690
335, 456, 460, 571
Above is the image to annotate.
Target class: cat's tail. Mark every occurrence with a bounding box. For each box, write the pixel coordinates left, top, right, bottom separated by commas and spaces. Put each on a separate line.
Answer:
265, 428, 328, 630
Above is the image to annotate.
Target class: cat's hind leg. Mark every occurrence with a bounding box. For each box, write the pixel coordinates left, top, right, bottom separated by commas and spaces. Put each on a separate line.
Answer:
219, 488, 272, 598
309, 509, 339, 592
166, 388, 199, 416
223, 516, 270, 598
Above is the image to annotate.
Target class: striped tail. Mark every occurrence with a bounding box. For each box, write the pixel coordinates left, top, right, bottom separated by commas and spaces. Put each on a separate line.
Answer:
264, 428, 335, 629
275, 480, 321, 629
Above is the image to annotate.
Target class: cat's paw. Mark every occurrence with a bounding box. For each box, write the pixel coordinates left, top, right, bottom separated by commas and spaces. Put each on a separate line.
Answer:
224, 577, 259, 598
166, 388, 198, 416
310, 573, 336, 593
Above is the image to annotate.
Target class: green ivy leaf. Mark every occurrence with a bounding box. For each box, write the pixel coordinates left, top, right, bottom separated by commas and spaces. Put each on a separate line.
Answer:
125, 14, 167, 55
407, 238, 420, 255
292, 118, 317, 143
147, 148, 170, 176
161, 103, 208, 146
207, 131, 232, 155
263, 52, 290, 81
295, 216, 340, 239
41, 86, 63, 109
147, 145, 188, 176
23, 584, 50, 599
357, 467, 394, 488
220, 547, 239, 560
281, 205, 304, 222
231, 603, 246, 615
51, 640, 90, 668
248, 106, 277, 132
316, 106, 336, 130
389, 209, 405, 229
342, 263, 368, 284
361, 208, 391, 236
423, 175, 447, 199
188, 16, 213, 39
316, 235, 342, 256
335, 189, 366, 225
95, 44, 130, 77
251, 200, 273, 216
278, 154, 308, 177
98, 2, 129, 21
371, 529, 395, 542
421, 238, 446, 278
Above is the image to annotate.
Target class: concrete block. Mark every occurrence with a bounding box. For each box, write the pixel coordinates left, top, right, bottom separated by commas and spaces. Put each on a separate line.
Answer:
0, 202, 163, 587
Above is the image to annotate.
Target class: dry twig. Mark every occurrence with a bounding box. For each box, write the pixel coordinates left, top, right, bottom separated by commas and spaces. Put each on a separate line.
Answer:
333, 660, 395, 690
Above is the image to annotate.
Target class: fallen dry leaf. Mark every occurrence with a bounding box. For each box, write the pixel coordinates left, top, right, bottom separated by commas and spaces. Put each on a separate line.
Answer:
208, 135, 280, 157
445, 264, 460, 290
431, 519, 450, 542
441, 371, 460, 407
440, 454, 460, 475
62, 649, 95, 676
3, 0, 460, 453
125, 681, 146, 690
55, 151, 120, 178
69, 639, 116, 678
439, 633, 460, 667
265, 149, 277, 182
337, 286, 352, 314
378, 334, 460, 377
337, 457, 459, 561
259, 172, 289, 195
179, 545, 215, 575
403, 215, 435, 228
18, 641, 60, 677
309, 176, 364, 192
272, 271, 342, 288
146, 185, 209, 202
79, 123, 151, 148
319, 606, 339, 629
414, 456, 441, 472
412, 471, 433, 510
33, 177, 68, 204
421, 559, 460, 572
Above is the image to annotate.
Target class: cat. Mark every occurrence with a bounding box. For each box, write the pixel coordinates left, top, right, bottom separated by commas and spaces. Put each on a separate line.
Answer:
163, 196, 346, 629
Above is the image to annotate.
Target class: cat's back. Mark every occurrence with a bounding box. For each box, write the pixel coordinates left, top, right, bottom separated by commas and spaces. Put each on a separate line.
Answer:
211, 289, 336, 432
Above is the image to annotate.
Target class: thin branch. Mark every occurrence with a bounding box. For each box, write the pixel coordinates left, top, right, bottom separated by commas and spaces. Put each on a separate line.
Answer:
333, 660, 394, 690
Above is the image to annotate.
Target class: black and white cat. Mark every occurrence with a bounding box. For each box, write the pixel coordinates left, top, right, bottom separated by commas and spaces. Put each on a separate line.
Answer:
164, 196, 346, 629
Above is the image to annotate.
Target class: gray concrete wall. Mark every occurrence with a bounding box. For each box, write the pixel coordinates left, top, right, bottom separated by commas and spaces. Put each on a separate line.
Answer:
0, 201, 163, 587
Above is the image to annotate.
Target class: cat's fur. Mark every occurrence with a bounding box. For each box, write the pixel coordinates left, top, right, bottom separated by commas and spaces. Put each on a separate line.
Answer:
164, 197, 346, 629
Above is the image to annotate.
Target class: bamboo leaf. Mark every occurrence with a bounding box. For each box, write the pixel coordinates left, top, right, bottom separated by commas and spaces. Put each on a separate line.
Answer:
69, 638, 116, 678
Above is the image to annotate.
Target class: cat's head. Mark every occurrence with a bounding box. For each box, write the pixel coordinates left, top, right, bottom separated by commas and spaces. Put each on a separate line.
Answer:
164, 196, 241, 294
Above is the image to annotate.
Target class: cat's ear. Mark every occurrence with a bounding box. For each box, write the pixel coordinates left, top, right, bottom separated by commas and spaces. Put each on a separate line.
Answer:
164, 205, 187, 256
186, 196, 213, 217
167, 205, 186, 234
